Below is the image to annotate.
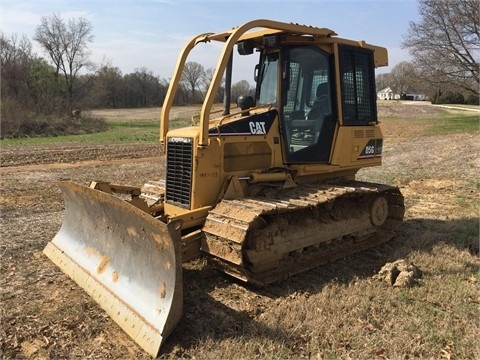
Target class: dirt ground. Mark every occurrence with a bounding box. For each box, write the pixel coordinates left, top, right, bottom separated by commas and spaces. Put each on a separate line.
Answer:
1, 102, 479, 359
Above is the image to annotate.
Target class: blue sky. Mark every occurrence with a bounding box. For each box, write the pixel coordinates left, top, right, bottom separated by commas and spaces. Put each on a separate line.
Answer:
1, 0, 419, 81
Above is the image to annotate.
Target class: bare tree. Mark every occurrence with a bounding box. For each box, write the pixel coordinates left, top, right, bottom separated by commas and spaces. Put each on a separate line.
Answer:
402, 0, 479, 96
94, 65, 124, 108
1, 33, 34, 102
389, 61, 419, 95
203, 67, 225, 103
134, 67, 153, 107
34, 14, 94, 112
375, 73, 391, 93
181, 61, 205, 103
231, 80, 253, 102
122, 68, 165, 107
202, 67, 215, 90
1, 32, 67, 137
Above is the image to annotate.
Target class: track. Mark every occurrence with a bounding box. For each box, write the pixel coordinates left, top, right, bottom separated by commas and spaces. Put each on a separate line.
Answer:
202, 181, 405, 286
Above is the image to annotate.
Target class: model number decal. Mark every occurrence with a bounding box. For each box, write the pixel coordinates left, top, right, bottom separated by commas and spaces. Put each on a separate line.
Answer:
364, 145, 375, 155
358, 139, 383, 159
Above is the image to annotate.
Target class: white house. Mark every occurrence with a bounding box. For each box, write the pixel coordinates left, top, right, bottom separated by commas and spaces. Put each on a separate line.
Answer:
377, 87, 428, 101
377, 87, 399, 100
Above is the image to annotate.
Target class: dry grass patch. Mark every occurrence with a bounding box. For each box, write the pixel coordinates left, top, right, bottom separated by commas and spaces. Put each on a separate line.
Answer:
90, 106, 202, 122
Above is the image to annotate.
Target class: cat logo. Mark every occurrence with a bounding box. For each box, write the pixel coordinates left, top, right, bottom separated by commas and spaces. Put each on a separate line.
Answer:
249, 121, 266, 135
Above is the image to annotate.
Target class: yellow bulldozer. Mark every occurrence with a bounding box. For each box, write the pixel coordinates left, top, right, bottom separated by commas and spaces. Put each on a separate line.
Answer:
44, 19, 404, 357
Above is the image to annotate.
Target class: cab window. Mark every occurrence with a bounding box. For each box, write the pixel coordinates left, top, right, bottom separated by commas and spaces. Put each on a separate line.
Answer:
257, 53, 279, 105
281, 46, 335, 163
339, 45, 377, 125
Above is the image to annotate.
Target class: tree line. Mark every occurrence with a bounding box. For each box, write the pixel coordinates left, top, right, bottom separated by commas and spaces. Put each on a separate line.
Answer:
0, 14, 254, 138
1, 0, 478, 138
1, 24, 253, 112
0, 14, 252, 138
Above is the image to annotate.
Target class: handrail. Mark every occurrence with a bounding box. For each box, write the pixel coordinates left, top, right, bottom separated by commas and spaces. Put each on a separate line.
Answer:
161, 19, 342, 149
159, 33, 213, 148
198, 19, 339, 146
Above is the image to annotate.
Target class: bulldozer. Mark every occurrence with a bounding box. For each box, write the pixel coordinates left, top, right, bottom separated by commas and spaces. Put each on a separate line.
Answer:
43, 19, 404, 357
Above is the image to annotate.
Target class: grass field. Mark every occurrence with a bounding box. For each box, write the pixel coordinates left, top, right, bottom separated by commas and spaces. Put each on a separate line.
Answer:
2, 102, 478, 146
0, 106, 198, 145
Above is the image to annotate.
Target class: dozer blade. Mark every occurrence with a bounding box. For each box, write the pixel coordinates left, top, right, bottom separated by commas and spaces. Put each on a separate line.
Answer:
43, 180, 182, 357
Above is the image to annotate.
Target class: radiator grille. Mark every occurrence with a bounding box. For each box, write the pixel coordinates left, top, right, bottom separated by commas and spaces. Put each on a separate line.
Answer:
166, 137, 193, 208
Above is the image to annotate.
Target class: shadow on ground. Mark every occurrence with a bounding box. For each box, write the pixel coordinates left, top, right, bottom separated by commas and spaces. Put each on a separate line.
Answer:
160, 216, 479, 355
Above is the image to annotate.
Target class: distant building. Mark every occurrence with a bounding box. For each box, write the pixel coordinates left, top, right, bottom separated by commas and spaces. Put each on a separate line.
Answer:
377, 86, 427, 101
377, 87, 398, 100
401, 90, 428, 101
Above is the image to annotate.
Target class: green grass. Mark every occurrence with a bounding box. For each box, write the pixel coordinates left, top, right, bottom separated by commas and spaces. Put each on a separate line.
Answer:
0, 117, 193, 146
1, 121, 158, 145
430, 114, 479, 134
1, 107, 477, 147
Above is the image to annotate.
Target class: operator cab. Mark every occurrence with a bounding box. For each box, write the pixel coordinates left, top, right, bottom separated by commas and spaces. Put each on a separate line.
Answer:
254, 42, 378, 164
256, 45, 335, 163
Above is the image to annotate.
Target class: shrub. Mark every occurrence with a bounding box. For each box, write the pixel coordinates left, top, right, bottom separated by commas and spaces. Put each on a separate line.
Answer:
1, 101, 109, 139
434, 91, 465, 105
465, 94, 479, 105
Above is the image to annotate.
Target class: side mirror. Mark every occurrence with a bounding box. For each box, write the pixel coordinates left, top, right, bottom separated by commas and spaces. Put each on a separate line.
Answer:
237, 41, 254, 55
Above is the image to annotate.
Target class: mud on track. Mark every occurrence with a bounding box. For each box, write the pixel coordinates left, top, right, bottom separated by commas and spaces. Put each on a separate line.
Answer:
1, 103, 479, 359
